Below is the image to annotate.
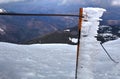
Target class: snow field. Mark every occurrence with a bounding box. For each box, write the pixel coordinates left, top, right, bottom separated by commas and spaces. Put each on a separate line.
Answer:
0, 43, 76, 79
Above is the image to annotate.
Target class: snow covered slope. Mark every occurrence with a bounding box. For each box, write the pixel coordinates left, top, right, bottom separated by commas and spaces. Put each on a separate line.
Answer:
0, 8, 6, 13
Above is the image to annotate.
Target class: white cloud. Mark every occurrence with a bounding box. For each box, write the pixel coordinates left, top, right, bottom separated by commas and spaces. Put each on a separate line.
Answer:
58, 0, 68, 5
0, 0, 24, 3
58, 0, 85, 5
111, 0, 120, 6
61, 0, 67, 5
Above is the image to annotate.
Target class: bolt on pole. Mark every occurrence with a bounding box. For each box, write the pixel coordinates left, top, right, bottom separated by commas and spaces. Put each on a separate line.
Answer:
75, 8, 83, 79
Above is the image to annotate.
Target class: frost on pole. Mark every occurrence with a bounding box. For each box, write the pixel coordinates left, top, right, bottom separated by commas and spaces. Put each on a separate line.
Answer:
77, 8, 106, 79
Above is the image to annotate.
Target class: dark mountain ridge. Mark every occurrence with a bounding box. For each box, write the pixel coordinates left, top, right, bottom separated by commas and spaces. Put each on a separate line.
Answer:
0, 0, 119, 44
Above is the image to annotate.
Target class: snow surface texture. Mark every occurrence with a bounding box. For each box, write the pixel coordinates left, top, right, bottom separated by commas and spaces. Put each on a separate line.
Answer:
0, 43, 76, 79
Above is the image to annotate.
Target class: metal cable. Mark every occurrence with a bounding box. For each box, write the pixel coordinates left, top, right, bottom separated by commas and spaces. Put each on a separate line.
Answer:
100, 42, 119, 64
0, 13, 79, 17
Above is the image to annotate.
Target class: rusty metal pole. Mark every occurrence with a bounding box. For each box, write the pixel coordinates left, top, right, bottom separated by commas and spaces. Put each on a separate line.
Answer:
75, 8, 83, 79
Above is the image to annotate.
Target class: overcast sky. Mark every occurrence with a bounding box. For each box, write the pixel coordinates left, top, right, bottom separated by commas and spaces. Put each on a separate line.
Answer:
0, 0, 120, 6
0, 0, 24, 3
111, 0, 120, 6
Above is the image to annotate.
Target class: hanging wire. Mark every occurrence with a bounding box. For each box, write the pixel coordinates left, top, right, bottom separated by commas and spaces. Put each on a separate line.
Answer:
100, 42, 119, 64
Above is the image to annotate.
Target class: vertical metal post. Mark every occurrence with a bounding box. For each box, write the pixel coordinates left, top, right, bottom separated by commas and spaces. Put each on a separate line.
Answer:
75, 8, 83, 79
